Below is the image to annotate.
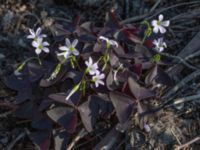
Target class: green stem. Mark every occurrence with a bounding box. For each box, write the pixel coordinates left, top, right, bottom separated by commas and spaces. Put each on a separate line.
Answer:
16, 57, 41, 72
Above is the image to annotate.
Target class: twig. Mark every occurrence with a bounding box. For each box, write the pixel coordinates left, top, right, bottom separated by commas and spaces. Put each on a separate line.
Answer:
184, 49, 200, 60
0, 110, 13, 118
163, 70, 200, 100
149, 0, 162, 13
121, 1, 200, 24
165, 94, 200, 108
67, 128, 88, 150
125, 0, 129, 18
6, 131, 26, 150
160, 52, 199, 70
171, 128, 182, 145
176, 136, 200, 150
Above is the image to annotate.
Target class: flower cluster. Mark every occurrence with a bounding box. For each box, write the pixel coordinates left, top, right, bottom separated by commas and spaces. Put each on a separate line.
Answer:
85, 57, 105, 87
151, 14, 170, 52
27, 27, 49, 55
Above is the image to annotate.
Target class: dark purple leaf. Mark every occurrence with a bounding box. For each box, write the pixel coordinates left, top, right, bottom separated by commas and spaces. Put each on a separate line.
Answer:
109, 51, 120, 67
128, 76, 155, 100
112, 44, 125, 56
109, 92, 134, 123
106, 70, 119, 91
27, 62, 44, 82
15, 101, 37, 119
132, 63, 142, 77
4, 74, 32, 103
78, 95, 113, 132
105, 11, 122, 30
53, 130, 69, 150
64, 70, 83, 84
39, 99, 54, 111
47, 106, 77, 133
49, 91, 81, 107
32, 113, 52, 130
93, 126, 123, 150
40, 65, 68, 87
29, 130, 51, 150
145, 65, 173, 86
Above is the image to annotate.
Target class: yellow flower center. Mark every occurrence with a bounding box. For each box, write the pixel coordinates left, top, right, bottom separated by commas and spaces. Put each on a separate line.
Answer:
157, 21, 161, 25
38, 44, 42, 49
69, 47, 75, 51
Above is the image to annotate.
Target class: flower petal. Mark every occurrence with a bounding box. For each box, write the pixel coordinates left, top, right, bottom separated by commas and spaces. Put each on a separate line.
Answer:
159, 14, 164, 22
43, 47, 49, 53
109, 40, 118, 47
35, 48, 42, 55
161, 20, 170, 27
95, 82, 99, 87
159, 26, 166, 34
36, 27, 41, 36
27, 35, 35, 39
159, 47, 164, 52
59, 46, 68, 51
57, 52, 66, 57
64, 52, 70, 59
72, 49, 79, 56
65, 38, 71, 47
72, 39, 78, 47
89, 57, 93, 65
99, 36, 108, 42
151, 20, 157, 27
32, 41, 39, 47
153, 26, 159, 34
42, 41, 49, 46
98, 80, 104, 85
29, 28, 35, 36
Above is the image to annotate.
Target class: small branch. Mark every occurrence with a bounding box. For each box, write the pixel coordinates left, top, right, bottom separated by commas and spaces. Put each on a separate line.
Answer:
149, 0, 162, 13
121, 1, 200, 24
6, 131, 26, 150
160, 52, 199, 71
166, 94, 200, 108
0, 110, 13, 118
176, 136, 200, 150
67, 128, 88, 150
163, 70, 200, 100
171, 128, 182, 145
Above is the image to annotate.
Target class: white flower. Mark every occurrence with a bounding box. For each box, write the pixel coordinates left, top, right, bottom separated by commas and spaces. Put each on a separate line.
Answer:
58, 38, 79, 59
153, 38, 167, 52
92, 72, 105, 87
27, 27, 47, 40
151, 14, 170, 34
85, 57, 99, 75
32, 38, 50, 55
99, 36, 118, 48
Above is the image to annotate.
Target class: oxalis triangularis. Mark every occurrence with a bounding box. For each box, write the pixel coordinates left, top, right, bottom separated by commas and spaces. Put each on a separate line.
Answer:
4, 11, 172, 149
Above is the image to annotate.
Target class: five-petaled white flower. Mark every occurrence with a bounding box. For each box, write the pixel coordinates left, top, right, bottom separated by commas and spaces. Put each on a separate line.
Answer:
92, 72, 105, 87
153, 38, 167, 52
32, 38, 50, 55
58, 38, 79, 59
27, 27, 47, 40
99, 36, 118, 48
85, 57, 99, 75
151, 14, 170, 34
